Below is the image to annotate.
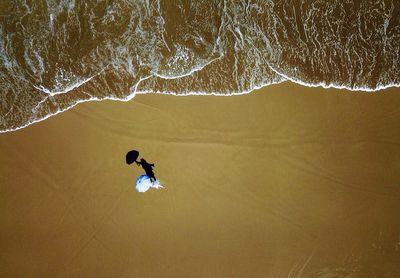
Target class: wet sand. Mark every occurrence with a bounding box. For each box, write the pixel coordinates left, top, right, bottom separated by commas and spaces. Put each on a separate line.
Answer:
1, 82, 400, 277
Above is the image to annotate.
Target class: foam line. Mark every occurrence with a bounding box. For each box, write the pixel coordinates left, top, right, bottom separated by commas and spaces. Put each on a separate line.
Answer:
266, 63, 400, 92
32, 68, 106, 96
0, 79, 286, 134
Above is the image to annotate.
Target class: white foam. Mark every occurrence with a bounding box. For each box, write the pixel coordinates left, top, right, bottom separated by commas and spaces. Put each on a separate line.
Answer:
32, 68, 106, 96
266, 63, 400, 92
0, 78, 286, 134
2, 0, 400, 134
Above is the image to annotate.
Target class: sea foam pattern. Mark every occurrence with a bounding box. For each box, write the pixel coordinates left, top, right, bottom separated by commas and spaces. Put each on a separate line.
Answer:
1, 0, 399, 132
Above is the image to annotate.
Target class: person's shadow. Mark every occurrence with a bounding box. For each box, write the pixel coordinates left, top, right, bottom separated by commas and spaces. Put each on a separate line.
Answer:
136, 158, 156, 182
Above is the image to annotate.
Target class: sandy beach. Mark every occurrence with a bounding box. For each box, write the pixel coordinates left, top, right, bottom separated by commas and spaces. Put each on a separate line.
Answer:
1, 82, 400, 276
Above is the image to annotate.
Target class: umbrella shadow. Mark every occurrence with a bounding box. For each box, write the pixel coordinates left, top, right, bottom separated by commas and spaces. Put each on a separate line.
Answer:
126, 150, 157, 182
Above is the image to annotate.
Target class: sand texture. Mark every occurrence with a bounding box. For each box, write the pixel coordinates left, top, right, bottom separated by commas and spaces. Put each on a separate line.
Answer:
1, 83, 400, 277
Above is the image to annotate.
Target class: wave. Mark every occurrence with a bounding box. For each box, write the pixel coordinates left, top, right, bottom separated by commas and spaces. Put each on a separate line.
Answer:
1, 0, 399, 132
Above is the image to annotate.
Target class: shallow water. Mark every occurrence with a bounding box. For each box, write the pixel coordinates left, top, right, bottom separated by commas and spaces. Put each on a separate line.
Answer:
1, 0, 400, 131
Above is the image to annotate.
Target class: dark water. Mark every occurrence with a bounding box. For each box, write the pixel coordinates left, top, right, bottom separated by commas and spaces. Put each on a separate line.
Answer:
1, 0, 400, 132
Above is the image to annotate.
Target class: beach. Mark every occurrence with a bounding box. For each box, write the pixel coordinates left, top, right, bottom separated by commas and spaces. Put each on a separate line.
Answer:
1, 82, 400, 276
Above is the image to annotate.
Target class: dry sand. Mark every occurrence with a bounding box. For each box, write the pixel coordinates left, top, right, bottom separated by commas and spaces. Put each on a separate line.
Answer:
1, 82, 400, 277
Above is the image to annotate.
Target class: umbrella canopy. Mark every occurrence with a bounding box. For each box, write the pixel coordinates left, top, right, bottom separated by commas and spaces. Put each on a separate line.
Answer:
126, 150, 139, 164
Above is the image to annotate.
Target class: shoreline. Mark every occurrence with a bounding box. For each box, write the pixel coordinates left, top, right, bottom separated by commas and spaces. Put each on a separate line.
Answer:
2, 79, 400, 134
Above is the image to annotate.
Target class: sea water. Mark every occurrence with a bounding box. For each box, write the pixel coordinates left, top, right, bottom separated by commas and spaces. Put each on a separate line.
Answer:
1, 0, 399, 132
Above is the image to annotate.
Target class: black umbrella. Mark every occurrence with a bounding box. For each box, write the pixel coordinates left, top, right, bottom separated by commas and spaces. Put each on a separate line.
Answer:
126, 150, 139, 164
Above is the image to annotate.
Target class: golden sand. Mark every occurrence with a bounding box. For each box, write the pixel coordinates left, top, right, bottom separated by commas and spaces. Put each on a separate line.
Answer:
1, 82, 400, 276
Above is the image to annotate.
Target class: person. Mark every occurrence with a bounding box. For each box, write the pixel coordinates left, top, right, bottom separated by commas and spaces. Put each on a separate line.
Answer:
136, 158, 156, 182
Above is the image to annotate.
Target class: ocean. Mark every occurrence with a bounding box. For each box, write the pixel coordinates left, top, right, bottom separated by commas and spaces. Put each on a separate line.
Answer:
1, 0, 400, 132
